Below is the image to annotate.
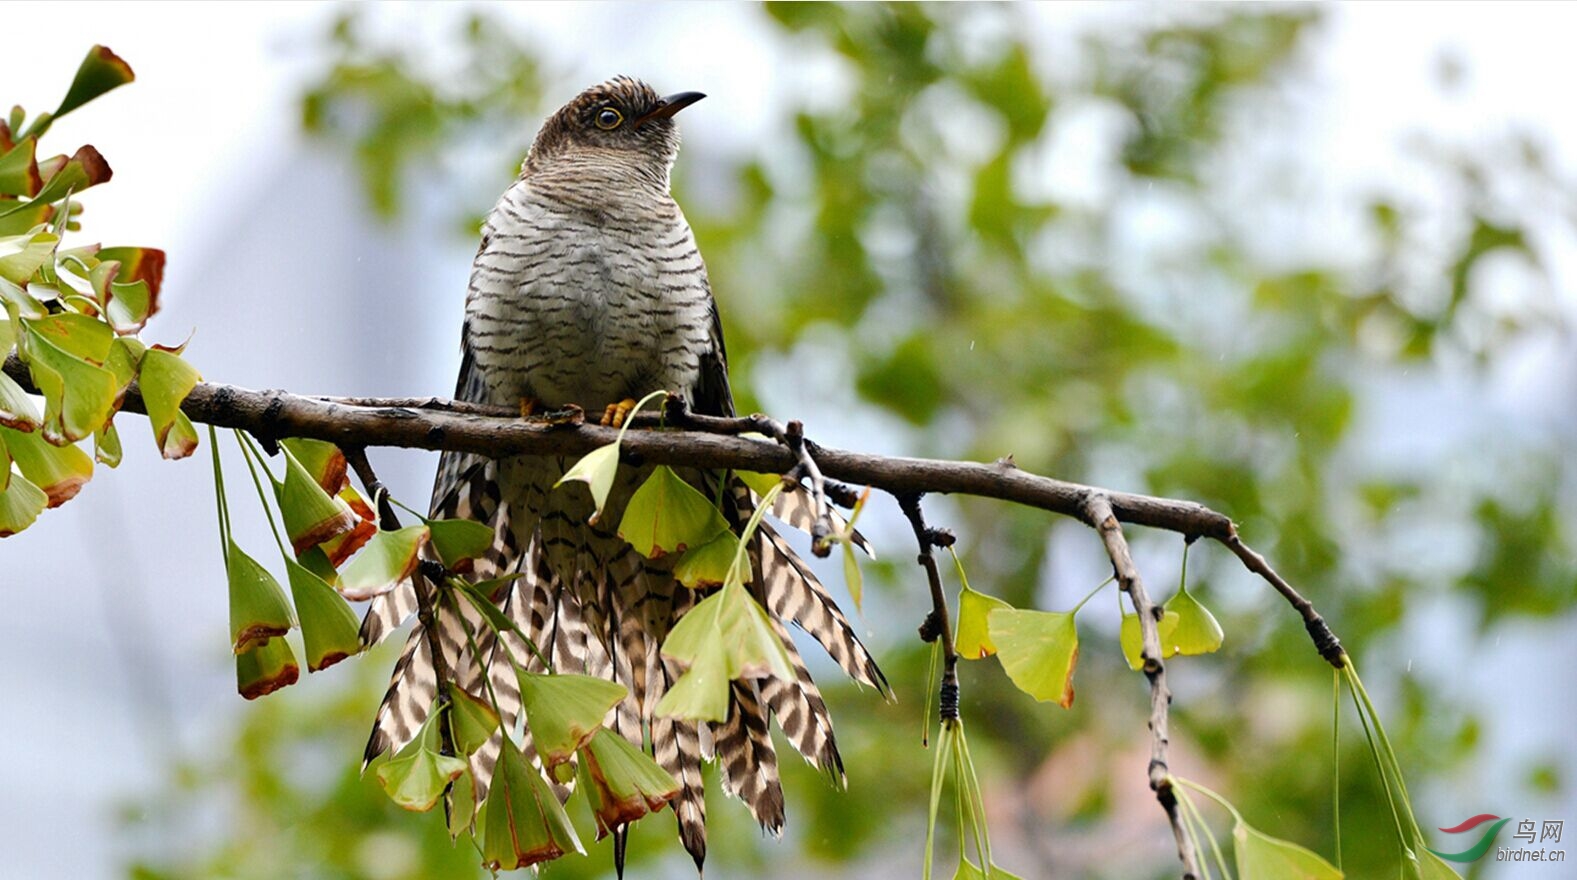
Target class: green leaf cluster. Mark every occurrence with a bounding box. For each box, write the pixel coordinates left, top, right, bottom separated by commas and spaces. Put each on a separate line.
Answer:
1, 46, 189, 538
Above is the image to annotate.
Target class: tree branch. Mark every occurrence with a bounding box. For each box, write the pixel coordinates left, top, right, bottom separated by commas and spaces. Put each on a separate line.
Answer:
3, 354, 1343, 667
1084, 494, 1198, 880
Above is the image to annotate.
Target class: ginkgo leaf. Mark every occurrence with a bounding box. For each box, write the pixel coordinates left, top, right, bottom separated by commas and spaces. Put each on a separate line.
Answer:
516, 672, 627, 767
0, 228, 58, 284
318, 486, 375, 567
235, 636, 298, 700
1120, 609, 1181, 671
103, 336, 143, 392
1413, 850, 1462, 879
93, 421, 121, 467
286, 558, 361, 672
53, 46, 136, 121
273, 445, 358, 555
425, 517, 495, 570
1234, 819, 1344, 879
1163, 586, 1224, 657
227, 540, 295, 653
843, 540, 864, 612
278, 437, 347, 493
376, 710, 469, 813
577, 727, 681, 839
2, 426, 91, 507
988, 607, 1079, 708
481, 737, 584, 871
554, 443, 620, 525
23, 311, 112, 361
957, 860, 1022, 880
22, 323, 117, 444
0, 468, 46, 536
137, 347, 200, 459
659, 580, 793, 705
0, 371, 41, 432
672, 529, 745, 589
447, 769, 478, 840
336, 525, 428, 601
446, 682, 501, 756
0, 137, 41, 198
617, 465, 729, 558
736, 470, 784, 498
956, 585, 1014, 660
652, 634, 731, 722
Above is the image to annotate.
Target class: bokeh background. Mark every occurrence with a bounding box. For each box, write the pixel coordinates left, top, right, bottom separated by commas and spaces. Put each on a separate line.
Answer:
3, 3, 1574, 878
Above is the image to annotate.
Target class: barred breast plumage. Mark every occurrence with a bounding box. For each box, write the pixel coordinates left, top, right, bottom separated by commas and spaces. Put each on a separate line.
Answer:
358, 76, 885, 876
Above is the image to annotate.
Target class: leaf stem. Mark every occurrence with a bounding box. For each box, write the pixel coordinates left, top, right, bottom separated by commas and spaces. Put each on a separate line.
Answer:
232, 429, 289, 559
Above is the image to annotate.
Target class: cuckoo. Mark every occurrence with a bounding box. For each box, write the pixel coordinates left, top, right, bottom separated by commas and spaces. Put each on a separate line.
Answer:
357, 76, 886, 872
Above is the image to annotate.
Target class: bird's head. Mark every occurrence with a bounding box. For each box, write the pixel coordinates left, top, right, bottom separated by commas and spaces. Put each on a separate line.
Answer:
524, 76, 704, 187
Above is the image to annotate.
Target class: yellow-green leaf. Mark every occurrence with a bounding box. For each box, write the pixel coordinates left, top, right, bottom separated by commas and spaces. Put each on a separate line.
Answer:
2, 426, 91, 507
617, 464, 729, 558
54, 46, 136, 120
0, 137, 41, 198
577, 727, 681, 839
652, 635, 731, 722
0, 229, 58, 284
0, 371, 41, 432
227, 540, 295, 653
376, 714, 469, 812
1120, 609, 1181, 671
481, 738, 584, 871
656, 581, 794, 721
286, 558, 361, 672
137, 348, 200, 459
274, 444, 358, 555
426, 517, 496, 570
93, 421, 121, 467
672, 529, 745, 589
736, 470, 783, 498
1234, 819, 1344, 879
988, 607, 1079, 708
279, 437, 346, 493
336, 525, 428, 601
235, 636, 298, 700
446, 682, 501, 755
21, 322, 116, 443
554, 442, 620, 524
23, 311, 111, 361
446, 769, 477, 840
956, 585, 1013, 660
0, 469, 46, 536
516, 672, 627, 767
1163, 586, 1224, 657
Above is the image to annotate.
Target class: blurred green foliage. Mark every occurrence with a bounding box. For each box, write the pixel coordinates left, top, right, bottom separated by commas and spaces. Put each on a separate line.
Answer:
125, 4, 1575, 879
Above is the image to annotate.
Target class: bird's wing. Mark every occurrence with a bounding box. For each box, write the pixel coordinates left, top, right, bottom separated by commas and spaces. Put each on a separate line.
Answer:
691, 283, 734, 418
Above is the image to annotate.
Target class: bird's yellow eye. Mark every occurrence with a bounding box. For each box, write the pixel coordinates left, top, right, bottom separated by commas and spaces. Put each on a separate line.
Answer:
595, 107, 623, 130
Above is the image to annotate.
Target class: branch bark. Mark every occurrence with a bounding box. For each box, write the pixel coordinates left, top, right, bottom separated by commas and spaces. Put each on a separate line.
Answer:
2, 353, 1340, 666
1084, 494, 1199, 879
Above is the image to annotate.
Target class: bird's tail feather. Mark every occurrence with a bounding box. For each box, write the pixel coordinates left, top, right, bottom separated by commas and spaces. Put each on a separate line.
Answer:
360, 471, 883, 873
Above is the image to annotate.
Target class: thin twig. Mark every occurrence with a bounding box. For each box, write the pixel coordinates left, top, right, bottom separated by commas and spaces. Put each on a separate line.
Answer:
898, 493, 959, 721
341, 444, 455, 757
1083, 493, 1199, 880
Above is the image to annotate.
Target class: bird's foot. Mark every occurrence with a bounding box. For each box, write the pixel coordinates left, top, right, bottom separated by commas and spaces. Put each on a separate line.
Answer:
601, 398, 638, 428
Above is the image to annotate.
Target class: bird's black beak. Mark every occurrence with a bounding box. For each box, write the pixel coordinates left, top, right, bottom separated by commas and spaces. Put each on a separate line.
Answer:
634, 91, 705, 126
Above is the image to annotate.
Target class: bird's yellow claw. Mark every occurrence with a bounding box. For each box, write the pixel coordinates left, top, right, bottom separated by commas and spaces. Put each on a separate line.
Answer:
601, 398, 637, 428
